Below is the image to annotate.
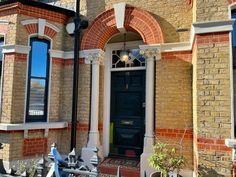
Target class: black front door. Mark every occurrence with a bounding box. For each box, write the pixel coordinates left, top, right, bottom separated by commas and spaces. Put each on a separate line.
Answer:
110, 70, 145, 158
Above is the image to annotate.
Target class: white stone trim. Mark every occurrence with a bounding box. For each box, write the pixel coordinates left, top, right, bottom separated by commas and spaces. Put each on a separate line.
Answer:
21, 19, 38, 26
83, 49, 105, 64
193, 20, 235, 34
0, 122, 68, 131
114, 2, 126, 33
161, 42, 191, 52
49, 50, 86, 59
140, 44, 161, 60
0, 20, 9, 25
38, 18, 46, 37
46, 22, 60, 33
49, 49, 64, 58
2, 45, 31, 54
229, 2, 236, 19
225, 139, 236, 162
64, 51, 75, 59
225, 139, 236, 148
21, 18, 60, 34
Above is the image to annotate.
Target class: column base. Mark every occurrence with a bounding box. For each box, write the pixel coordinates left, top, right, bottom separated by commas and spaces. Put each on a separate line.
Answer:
140, 135, 155, 177
81, 131, 103, 170
140, 152, 155, 177
87, 131, 100, 148
143, 135, 154, 153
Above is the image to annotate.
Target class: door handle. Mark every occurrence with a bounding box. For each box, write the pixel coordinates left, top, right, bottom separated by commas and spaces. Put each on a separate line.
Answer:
121, 120, 133, 125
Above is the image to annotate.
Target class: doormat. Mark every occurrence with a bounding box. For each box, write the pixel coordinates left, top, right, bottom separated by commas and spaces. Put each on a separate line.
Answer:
99, 157, 140, 169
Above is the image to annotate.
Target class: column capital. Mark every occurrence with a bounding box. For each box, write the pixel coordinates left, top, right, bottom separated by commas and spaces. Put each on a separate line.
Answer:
83, 49, 105, 65
139, 44, 161, 60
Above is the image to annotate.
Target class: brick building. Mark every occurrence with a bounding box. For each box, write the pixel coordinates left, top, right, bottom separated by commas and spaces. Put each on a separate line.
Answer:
0, 0, 235, 176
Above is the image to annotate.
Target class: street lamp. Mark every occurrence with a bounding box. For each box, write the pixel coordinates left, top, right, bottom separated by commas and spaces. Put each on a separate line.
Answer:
68, 0, 88, 151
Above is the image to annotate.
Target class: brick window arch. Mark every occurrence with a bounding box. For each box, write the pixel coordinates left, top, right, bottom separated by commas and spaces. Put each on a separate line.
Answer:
21, 19, 60, 39
81, 6, 164, 50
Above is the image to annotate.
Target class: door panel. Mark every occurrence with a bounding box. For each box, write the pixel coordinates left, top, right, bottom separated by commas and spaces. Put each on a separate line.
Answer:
110, 70, 145, 158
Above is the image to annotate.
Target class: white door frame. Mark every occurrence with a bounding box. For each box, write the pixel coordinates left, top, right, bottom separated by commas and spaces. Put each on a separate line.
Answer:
103, 40, 144, 157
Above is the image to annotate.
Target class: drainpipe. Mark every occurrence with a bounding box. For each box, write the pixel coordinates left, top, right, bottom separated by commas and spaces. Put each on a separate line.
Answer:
70, 0, 81, 151
70, 0, 88, 150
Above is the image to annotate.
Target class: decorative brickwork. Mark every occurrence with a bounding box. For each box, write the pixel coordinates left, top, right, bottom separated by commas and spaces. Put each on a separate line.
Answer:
0, 2, 71, 24
197, 137, 231, 151
161, 51, 192, 62
44, 26, 57, 39
156, 128, 193, 139
228, 0, 236, 4
0, 23, 8, 33
81, 6, 163, 50
24, 23, 38, 35
196, 32, 229, 45
23, 138, 47, 156
23, 23, 57, 38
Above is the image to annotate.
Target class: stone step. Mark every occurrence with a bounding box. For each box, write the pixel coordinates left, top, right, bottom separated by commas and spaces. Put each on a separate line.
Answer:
98, 157, 140, 177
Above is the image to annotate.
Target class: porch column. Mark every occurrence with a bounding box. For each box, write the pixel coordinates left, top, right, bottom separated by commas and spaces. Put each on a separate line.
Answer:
81, 49, 104, 170
140, 45, 160, 177
84, 49, 104, 148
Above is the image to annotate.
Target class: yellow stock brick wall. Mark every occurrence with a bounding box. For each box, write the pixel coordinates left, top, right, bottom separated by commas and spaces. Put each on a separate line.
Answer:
196, 0, 229, 21
1, 54, 27, 123
193, 32, 232, 176
155, 58, 193, 169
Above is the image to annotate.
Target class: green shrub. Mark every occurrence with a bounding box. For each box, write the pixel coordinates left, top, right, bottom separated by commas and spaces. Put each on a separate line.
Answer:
148, 142, 185, 177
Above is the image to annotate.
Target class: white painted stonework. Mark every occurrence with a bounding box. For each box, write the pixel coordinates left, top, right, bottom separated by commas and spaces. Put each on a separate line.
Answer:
2, 45, 31, 54
193, 19, 235, 34
139, 45, 161, 177
38, 18, 46, 37
114, 2, 126, 33
21, 18, 60, 35
81, 49, 105, 170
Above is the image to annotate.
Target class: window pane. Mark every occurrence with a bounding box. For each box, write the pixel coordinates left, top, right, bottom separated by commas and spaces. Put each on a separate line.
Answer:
28, 78, 45, 116
233, 14, 236, 47
31, 40, 49, 77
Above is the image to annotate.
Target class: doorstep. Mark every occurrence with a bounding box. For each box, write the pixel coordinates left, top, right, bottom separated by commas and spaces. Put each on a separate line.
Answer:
98, 157, 140, 177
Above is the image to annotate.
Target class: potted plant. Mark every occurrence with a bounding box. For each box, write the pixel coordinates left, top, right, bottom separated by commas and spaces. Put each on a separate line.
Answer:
148, 142, 185, 177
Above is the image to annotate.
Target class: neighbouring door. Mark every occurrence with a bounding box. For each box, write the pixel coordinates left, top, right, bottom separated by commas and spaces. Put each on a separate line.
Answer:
110, 70, 145, 158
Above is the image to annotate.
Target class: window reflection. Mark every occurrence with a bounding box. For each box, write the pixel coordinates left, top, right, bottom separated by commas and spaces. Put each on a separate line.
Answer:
29, 79, 45, 116
31, 41, 48, 77
26, 38, 50, 122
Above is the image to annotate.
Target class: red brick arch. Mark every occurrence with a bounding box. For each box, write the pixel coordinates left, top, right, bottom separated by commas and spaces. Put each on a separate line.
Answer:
228, 0, 236, 4
81, 6, 164, 50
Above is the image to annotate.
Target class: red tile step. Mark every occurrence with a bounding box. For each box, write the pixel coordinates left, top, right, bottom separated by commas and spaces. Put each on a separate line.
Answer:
98, 157, 140, 177
99, 165, 140, 177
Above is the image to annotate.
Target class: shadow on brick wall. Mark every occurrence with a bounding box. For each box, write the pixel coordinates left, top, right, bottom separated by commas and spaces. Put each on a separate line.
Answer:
151, 13, 180, 43
198, 165, 225, 177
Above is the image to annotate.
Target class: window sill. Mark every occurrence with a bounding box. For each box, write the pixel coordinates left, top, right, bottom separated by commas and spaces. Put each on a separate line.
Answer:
0, 121, 68, 131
